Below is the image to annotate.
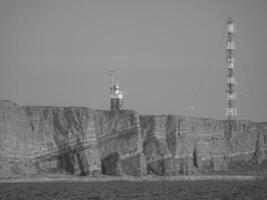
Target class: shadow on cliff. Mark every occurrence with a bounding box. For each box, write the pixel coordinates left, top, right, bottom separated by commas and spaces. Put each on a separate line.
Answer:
101, 152, 123, 176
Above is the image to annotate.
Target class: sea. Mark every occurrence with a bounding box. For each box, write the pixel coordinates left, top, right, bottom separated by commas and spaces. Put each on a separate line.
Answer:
0, 180, 267, 200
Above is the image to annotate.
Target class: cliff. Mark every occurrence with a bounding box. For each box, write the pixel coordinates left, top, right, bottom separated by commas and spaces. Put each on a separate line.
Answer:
140, 115, 267, 175
0, 100, 266, 177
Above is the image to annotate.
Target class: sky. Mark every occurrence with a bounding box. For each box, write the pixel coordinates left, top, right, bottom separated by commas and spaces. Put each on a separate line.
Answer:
0, 0, 267, 122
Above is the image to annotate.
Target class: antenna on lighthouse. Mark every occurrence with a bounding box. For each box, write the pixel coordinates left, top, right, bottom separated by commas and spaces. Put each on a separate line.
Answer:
108, 70, 114, 95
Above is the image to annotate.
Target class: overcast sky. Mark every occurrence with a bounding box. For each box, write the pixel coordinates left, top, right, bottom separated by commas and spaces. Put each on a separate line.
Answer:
0, 0, 267, 121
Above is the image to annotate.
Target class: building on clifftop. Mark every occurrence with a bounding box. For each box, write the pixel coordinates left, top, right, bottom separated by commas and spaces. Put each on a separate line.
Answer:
109, 71, 124, 111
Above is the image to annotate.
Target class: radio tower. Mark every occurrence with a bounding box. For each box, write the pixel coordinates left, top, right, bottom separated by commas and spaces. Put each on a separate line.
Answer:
226, 17, 237, 121
108, 71, 124, 111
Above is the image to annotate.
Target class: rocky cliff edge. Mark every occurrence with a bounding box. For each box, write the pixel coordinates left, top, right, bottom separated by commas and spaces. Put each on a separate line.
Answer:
0, 100, 266, 177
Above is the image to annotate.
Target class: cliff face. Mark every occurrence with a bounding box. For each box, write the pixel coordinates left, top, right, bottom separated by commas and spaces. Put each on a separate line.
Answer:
140, 115, 267, 175
0, 100, 101, 176
94, 110, 146, 176
0, 100, 145, 177
0, 100, 266, 177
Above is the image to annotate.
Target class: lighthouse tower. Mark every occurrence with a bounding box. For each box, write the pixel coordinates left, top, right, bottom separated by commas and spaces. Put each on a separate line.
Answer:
109, 71, 123, 111
226, 17, 237, 121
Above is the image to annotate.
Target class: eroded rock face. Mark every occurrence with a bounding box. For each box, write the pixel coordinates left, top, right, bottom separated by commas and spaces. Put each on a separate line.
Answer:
94, 110, 146, 176
0, 100, 146, 177
140, 115, 267, 175
0, 100, 266, 177
0, 100, 102, 176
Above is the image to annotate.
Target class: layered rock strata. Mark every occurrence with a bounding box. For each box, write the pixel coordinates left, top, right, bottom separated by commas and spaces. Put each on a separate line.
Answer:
0, 100, 266, 177
140, 115, 267, 175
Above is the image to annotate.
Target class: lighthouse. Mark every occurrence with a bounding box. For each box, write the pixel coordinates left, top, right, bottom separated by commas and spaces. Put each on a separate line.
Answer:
109, 71, 124, 111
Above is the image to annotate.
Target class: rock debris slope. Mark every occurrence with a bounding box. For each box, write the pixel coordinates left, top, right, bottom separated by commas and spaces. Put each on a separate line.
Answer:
0, 100, 266, 177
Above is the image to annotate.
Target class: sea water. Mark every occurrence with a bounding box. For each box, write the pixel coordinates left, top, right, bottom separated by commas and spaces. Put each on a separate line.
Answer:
0, 180, 267, 200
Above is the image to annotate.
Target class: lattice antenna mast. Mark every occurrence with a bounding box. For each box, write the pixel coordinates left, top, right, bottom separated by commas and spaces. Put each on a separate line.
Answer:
226, 17, 237, 120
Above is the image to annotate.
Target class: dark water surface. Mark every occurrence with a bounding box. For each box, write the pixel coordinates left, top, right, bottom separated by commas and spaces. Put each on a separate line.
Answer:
0, 180, 267, 200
